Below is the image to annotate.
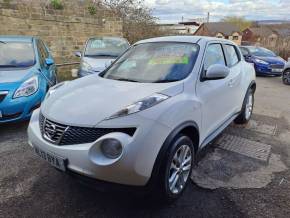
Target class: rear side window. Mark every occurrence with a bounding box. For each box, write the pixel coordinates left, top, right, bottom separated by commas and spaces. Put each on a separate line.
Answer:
204, 44, 226, 70
224, 45, 239, 67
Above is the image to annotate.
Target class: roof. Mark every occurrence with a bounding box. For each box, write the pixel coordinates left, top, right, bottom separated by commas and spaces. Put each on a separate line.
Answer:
267, 24, 290, 37
245, 24, 290, 38
0, 35, 34, 42
178, 21, 199, 26
246, 27, 274, 37
135, 35, 233, 45
198, 22, 240, 36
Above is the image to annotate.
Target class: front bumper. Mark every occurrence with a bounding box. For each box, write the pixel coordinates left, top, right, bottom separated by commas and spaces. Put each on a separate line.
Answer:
28, 109, 171, 186
255, 64, 284, 76
0, 90, 43, 123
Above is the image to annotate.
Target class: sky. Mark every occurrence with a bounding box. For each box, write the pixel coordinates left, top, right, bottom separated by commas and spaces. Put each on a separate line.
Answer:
144, 0, 290, 23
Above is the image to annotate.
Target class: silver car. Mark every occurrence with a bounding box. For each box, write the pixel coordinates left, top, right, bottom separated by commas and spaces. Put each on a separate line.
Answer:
28, 36, 256, 201
283, 58, 290, 85
75, 37, 130, 77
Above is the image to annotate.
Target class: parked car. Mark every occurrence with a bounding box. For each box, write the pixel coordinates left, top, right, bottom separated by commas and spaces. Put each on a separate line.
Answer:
75, 37, 130, 77
0, 36, 57, 123
239, 46, 286, 76
28, 36, 256, 201
282, 58, 290, 85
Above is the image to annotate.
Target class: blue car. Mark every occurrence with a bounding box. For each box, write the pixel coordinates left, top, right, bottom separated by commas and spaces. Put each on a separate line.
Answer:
239, 46, 286, 76
0, 36, 57, 123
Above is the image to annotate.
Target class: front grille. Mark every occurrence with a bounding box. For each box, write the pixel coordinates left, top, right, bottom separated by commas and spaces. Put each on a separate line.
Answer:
0, 91, 8, 103
39, 113, 136, 145
270, 64, 284, 69
0, 111, 22, 120
40, 115, 68, 144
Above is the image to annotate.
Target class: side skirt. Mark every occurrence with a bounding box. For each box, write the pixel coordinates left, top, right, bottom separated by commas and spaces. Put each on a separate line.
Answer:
199, 112, 240, 149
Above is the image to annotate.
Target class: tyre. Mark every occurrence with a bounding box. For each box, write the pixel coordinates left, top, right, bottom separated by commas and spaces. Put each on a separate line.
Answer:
157, 134, 194, 202
234, 88, 254, 124
282, 69, 290, 85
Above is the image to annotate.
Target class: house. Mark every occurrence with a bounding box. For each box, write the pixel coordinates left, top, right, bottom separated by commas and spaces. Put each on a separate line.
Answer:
194, 22, 242, 45
159, 21, 199, 35
242, 26, 277, 46
242, 24, 290, 48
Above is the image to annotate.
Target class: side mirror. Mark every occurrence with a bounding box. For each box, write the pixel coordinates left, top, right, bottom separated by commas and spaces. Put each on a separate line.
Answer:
205, 64, 230, 80
74, 51, 82, 58
45, 58, 54, 66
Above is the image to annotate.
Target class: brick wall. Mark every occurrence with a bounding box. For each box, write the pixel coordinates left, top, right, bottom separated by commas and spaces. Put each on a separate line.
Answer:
0, 1, 123, 64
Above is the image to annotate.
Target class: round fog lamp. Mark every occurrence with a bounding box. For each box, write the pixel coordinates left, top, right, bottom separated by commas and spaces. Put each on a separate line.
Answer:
100, 139, 123, 159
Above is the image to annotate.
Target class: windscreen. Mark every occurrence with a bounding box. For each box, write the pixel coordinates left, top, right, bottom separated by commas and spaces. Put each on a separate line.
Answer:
102, 42, 199, 83
85, 37, 130, 57
0, 41, 35, 68
248, 47, 277, 57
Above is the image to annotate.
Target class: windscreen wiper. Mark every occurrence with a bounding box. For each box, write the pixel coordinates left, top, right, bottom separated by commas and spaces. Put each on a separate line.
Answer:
85, 54, 118, 58
115, 78, 139, 82
155, 79, 179, 83
0, 64, 18, 68
0, 41, 7, 44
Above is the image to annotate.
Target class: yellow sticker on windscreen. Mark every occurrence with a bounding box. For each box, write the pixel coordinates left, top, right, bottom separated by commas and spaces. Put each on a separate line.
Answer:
149, 56, 189, 65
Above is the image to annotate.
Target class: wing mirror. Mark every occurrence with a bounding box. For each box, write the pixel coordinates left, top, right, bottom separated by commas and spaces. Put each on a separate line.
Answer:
205, 64, 230, 80
74, 51, 82, 58
45, 58, 54, 66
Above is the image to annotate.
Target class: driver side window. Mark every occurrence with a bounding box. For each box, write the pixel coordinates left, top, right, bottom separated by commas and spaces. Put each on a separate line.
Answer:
204, 44, 226, 70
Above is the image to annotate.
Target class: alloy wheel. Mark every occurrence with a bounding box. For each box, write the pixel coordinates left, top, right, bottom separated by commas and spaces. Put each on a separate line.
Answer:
245, 92, 253, 120
168, 144, 192, 194
283, 70, 290, 85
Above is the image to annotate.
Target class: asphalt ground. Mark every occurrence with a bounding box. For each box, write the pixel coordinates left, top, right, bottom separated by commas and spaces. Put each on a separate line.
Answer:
1, 76, 290, 218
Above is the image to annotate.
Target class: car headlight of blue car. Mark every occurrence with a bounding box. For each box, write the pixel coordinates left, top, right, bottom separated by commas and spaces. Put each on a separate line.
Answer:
13, 76, 39, 98
254, 58, 269, 65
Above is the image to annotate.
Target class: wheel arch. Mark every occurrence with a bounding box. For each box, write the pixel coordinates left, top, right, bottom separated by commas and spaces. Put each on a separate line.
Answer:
147, 121, 199, 187
284, 68, 290, 73
249, 80, 256, 92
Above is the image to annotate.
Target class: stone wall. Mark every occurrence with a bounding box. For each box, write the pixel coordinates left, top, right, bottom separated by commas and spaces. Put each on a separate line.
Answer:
0, 0, 123, 64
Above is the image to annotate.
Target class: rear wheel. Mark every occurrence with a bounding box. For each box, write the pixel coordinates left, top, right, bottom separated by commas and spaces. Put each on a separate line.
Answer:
156, 135, 194, 202
282, 69, 290, 85
234, 88, 254, 124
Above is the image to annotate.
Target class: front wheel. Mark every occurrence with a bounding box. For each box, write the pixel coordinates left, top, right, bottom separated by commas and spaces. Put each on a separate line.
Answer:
282, 69, 290, 85
234, 88, 254, 124
156, 135, 194, 202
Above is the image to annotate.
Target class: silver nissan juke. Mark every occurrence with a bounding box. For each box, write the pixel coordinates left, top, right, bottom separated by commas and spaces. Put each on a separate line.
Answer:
28, 36, 256, 201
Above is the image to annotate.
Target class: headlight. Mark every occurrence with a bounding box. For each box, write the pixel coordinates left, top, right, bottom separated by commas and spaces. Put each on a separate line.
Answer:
80, 61, 93, 72
13, 76, 39, 98
45, 81, 67, 99
107, 93, 169, 119
254, 58, 268, 65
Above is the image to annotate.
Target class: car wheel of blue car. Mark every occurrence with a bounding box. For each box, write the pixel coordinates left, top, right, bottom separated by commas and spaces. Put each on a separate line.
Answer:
282, 69, 290, 85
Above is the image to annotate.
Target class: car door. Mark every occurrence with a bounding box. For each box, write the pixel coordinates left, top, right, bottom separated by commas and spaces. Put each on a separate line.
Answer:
222, 44, 243, 113
196, 43, 233, 141
37, 40, 56, 87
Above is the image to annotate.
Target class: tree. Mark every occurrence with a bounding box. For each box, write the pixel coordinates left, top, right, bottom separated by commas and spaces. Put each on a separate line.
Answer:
221, 16, 252, 31
100, 0, 168, 43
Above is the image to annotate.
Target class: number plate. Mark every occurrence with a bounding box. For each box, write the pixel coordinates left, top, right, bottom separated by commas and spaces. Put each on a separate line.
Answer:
272, 68, 283, 72
34, 146, 66, 171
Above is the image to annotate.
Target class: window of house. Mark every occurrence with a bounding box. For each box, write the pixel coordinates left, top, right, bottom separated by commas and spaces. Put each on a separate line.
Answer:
233, 35, 239, 40
204, 44, 226, 70
224, 45, 239, 67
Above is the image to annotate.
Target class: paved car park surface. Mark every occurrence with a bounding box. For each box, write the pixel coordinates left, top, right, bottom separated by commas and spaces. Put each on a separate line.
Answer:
1, 77, 290, 218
